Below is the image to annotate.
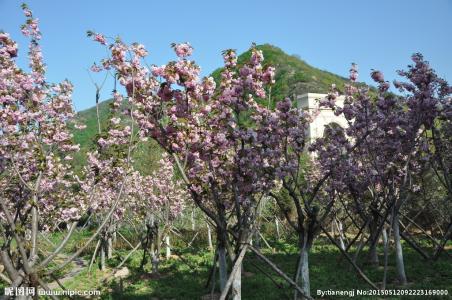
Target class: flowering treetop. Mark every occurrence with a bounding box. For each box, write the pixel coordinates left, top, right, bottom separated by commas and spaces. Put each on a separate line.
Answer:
88, 33, 278, 228
0, 4, 86, 227
312, 54, 451, 204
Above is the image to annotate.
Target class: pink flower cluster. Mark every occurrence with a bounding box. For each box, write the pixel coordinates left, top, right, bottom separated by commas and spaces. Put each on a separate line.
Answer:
172, 42, 193, 58
128, 154, 187, 220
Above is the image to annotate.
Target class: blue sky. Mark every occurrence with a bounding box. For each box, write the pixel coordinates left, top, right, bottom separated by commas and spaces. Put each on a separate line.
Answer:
1, 0, 451, 111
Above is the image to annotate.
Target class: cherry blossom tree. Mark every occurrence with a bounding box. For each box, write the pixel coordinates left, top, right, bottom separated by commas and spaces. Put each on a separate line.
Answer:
0, 4, 87, 291
264, 96, 340, 298
264, 55, 447, 295
78, 98, 135, 270
393, 54, 452, 261
77, 84, 186, 271
314, 54, 451, 288
127, 154, 186, 274
89, 34, 282, 298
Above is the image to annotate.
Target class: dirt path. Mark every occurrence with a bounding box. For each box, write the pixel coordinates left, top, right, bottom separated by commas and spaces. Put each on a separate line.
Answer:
47, 256, 87, 290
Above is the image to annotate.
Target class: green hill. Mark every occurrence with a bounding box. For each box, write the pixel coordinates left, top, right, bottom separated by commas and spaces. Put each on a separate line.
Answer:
212, 44, 351, 105
71, 44, 356, 172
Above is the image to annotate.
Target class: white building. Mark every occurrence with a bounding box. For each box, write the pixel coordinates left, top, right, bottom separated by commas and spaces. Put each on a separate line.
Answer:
296, 93, 348, 142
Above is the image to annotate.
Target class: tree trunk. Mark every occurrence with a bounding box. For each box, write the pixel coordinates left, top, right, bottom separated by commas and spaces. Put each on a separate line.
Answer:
217, 203, 229, 294
294, 237, 311, 299
191, 210, 196, 231
331, 219, 335, 236
99, 239, 106, 270
152, 251, 159, 274
300, 245, 310, 298
253, 229, 261, 250
165, 235, 171, 259
337, 220, 346, 250
393, 214, 407, 285
231, 229, 250, 300
382, 227, 388, 246
31, 205, 38, 259
151, 240, 159, 274
383, 211, 394, 290
231, 263, 242, 300
218, 245, 228, 292
107, 235, 113, 259
156, 228, 162, 258
368, 218, 380, 265
275, 218, 281, 240
112, 223, 117, 244
207, 223, 213, 251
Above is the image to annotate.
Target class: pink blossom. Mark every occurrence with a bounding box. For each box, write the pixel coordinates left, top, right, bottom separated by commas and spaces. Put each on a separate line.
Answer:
173, 43, 193, 58
111, 117, 121, 125
151, 65, 166, 77
94, 33, 107, 45
90, 63, 102, 72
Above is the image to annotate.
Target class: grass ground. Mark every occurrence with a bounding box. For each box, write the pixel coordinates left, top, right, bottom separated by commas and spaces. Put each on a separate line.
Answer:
1, 229, 450, 299
52, 235, 451, 300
